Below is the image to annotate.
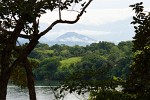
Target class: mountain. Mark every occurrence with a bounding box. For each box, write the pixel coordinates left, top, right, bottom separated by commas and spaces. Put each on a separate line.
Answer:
18, 32, 97, 46
42, 17, 134, 43
47, 32, 97, 46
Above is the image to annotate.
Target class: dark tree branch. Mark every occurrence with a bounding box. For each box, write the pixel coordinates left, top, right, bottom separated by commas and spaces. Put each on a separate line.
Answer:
24, 59, 37, 100
33, 18, 39, 35
58, 0, 62, 20
10, 16, 26, 47
39, 0, 93, 37
66, 10, 80, 13
9, 34, 39, 70
19, 34, 30, 39
0, 0, 93, 100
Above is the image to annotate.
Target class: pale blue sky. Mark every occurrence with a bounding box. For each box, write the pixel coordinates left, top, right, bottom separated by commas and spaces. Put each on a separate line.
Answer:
39, 0, 150, 43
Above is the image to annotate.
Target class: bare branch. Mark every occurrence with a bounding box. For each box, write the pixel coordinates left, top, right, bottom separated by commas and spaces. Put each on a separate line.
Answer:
58, 0, 62, 20
39, 0, 93, 37
19, 34, 30, 39
66, 10, 80, 13
33, 18, 39, 35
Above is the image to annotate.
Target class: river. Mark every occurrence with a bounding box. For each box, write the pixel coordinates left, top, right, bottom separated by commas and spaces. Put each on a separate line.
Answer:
7, 86, 89, 100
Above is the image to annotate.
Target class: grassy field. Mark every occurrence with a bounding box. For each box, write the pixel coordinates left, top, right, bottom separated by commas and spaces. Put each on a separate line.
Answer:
35, 49, 54, 55
59, 57, 82, 70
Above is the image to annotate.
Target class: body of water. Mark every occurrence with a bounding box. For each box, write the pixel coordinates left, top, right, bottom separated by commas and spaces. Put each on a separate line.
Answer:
7, 86, 89, 100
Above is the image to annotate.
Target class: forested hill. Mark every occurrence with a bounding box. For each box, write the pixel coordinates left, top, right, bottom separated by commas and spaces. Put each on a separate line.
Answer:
28, 41, 133, 83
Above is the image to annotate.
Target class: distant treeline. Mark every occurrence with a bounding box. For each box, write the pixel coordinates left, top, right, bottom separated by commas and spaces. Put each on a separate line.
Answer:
28, 41, 133, 82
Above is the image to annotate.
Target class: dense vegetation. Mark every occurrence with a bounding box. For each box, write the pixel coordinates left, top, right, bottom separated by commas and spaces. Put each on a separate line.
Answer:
125, 2, 150, 99
26, 41, 134, 99
28, 41, 133, 83
0, 0, 93, 99
1, 0, 149, 99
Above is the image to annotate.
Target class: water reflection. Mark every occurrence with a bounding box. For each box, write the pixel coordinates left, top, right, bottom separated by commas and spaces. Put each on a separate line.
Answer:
7, 86, 89, 100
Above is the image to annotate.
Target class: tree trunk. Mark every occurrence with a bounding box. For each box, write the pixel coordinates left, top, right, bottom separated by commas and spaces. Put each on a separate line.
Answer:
0, 78, 8, 100
0, 48, 12, 100
0, 80, 8, 100
0, 69, 10, 100
24, 59, 37, 100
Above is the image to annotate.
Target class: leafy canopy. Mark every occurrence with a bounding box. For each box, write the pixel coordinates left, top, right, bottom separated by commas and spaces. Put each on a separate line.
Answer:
123, 2, 150, 99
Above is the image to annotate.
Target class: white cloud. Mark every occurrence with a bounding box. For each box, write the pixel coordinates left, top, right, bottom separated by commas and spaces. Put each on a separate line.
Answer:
39, 11, 59, 24
78, 8, 134, 25
88, 0, 150, 9
39, 0, 150, 26
39, 0, 150, 43
40, 8, 134, 26
43, 29, 112, 40
42, 28, 134, 44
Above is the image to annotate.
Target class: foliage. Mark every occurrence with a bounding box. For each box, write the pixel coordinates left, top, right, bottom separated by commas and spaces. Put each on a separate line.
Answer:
33, 57, 60, 81
59, 57, 82, 69
10, 58, 39, 87
29, 41, 133, 84
17, 40, 133, 99
89, 90, 136, 100
124, 2, 150, 98
13, 40, 132, 99
0, 0, 93, 99
42, 42, 132, 99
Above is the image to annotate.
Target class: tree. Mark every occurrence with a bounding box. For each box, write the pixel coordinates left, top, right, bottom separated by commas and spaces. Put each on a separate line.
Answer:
34, 57, 60, 81
0, 0, 93, 100
59, 53, 113, 96
125, 2, 150, 99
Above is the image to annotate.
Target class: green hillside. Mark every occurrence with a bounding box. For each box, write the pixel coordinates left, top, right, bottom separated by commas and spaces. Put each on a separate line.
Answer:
59, 57, 82, 70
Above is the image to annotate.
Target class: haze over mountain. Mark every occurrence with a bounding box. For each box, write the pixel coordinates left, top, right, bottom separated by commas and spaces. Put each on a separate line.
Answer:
18, 32, 97, 46
47, 32, 97, 46
40, 17, 134, 44
19, 17, 134, 46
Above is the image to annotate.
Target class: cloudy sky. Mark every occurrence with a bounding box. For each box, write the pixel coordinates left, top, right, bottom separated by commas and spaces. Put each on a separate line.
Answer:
39, 0, 150, 43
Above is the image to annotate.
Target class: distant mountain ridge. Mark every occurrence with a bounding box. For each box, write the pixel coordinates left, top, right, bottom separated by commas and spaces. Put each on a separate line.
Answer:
46, 32, 96, 46
19, 32, 97, 46
55, 32, 95, 43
